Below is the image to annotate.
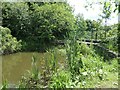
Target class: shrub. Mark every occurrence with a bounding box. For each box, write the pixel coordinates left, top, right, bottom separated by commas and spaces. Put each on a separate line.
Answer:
2, 2, 30, 40
0, 26, 22, 54
2, 2, 76, 51
49, 70, 71, 88
79, 43, 94, 56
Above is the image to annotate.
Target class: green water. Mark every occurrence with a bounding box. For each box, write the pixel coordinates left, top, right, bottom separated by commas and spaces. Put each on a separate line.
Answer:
1, 51, 66, 84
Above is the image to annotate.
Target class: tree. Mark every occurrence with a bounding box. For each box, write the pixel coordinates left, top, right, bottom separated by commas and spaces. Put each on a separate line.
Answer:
75, 14, 87, 39
85, 19, 95, 39
2, 2, 30, 40
84, 0, 119, 38
29, 3, 76, 42
2, 2, 76, 51
84, 0, 118, 14
85, 19, 103, 40
101, 1, 112, 39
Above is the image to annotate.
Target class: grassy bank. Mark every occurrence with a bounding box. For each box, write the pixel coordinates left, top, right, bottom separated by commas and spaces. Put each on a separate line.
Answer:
1, 44, 118, 89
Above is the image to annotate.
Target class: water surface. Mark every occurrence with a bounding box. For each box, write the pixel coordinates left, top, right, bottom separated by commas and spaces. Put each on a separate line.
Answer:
2, 51, 66, 84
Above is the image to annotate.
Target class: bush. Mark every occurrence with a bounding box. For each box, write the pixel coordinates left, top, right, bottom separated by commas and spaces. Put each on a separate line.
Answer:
28, 3, 76, 49
80, 43, 94, 56
49, 70, 71, 88
105, 25, 118, 52
2, 2, 30, 40
0, 26, 22, 54
2, 2, 76, 51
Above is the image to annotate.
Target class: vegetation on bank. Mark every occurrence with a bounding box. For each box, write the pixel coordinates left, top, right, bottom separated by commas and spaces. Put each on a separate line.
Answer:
103, 24, 118, 52
1, 1, 118, 89
0, 26, 22, 55
1, 28, 118, 88
2, 2, 76, 52
1, 44, 118, 88
1, 2, 118, 53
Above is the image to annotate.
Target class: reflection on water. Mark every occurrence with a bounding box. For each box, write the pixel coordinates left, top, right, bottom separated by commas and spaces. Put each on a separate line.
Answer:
2, 51, 65, 84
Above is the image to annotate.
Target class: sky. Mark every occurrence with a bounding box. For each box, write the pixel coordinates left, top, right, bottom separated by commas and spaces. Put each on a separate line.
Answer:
67, 0, 118, 25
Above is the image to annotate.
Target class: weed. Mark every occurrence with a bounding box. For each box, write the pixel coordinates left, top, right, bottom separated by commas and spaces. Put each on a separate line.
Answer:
49, 69, 71, 88
31, 55, 40, 80
1, 79, 8, 90
65, 31, 83, 76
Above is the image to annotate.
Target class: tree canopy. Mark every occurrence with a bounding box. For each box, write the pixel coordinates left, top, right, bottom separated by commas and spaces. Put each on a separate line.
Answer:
2, 2, 76, 51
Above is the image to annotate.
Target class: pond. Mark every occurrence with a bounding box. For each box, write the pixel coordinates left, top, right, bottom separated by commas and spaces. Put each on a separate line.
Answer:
1, 51, 66, 85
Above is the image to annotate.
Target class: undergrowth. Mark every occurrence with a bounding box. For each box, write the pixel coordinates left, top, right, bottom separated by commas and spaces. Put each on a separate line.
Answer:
1, 34, 118, 88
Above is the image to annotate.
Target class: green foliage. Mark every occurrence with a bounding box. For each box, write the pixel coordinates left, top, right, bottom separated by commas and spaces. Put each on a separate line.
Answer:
45, 48, 59, 72
31, 55, 40, 80
101, 2, 112, 19
2, 2, 76, 51
0, 26, 22, 54
1, 1, 118, 88
17, 47, 118, 88
18, 77, 26, 89
75, 14, 87, 39
85, 19, 103, 39
30, 3, 75, 41
100, 24, 118, 52
2, 2, 30, 39
81, 54, 106, 80
84, 0, 117, 40
80, 43, 94, 56
49, 70, 71, 88
65, 27, 109, 86
65, 30, 84, 75
84, 0, 117, 16
1, 80, 8, 90
100, 1, 113, 39
106, 25, 117, 52
105, 58, 118, 73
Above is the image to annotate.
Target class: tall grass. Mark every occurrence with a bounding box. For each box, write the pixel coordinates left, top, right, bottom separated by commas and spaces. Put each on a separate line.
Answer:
31, 55, 40, 80
18, 55, 41, 88
65, 30, 83, 76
